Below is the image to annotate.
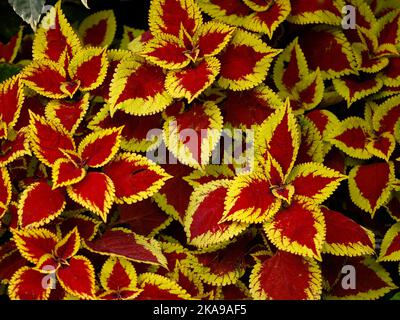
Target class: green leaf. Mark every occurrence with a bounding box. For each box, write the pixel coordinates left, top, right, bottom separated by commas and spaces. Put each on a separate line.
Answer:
391, 292, 400, 300
0, 63, 22, 82
8, 0, 45, 31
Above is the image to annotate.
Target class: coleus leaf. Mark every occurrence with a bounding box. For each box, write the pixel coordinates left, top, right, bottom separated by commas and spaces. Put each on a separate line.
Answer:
321, 207, 375, 256
8, 266, 51, 300
0, 167, 12, 219
295, 117, 324, 164
243, 0, 291, 38
256, 99, 300, 177
197, 0, 251, 30
54, 227, 80, 260
56, 255, 96, 299
348, 162, 395, 216
163, 101, 223, 168
330, 117, 371, 159
136, 273, 192, 300
167, 263, 204, 298
323, 256, 397, 300
288, 0, 344, 25
222, 167, 281, 224
290, 69, 324, 113
218, 281, 251, 300
218, 29, 280, 90
88, 106, 163, 153
305, 109, 340, 141
115, 199, 172, 237
100, 256, 138, 291
45, 93, 89, 135
57, 213, 100, 241
32, 1, 81, 62
84, 228, 167, 267
78, 127, 122, 168
109, 57, 173, 116
22, 59, 70, 99
103, 152, 171, 204
165, 56, 221, 102
195, 20, 235, 57
28, 112, 75, 167
142, 34, 191, 70
148, 0, 203, 37
0, 247, 27, 285
273, 37, 309, 94
183, 164, 235, 188
92, 49, 132, 100
120, 26, 144, 50
298, 27, 357, 80
78, 10, 117, 47
190, 233, 253, 286
52, 158, 86, 189
332, 74, 384, 106
197, 0, 290, 38
17, 180, 66, 228
373, 94, 400, 143
0, 75, 24, 138
249, 250, 322, 300
222, 86, 282, 130
377, 9, 400, 50
287, 162, 347, 204
68, 47, 109, 92
378, 222, 400, 262
67, 172, 115, 222
386, 191, 400, 221
153, 164, 194, 222
156, 240, 195, 276
264, 198, 326, 260
12, 228, 58, 264
183, 179, 248, 248
0, 27, 23, 63
127, 30, 153, 54
381, 57, 400, 87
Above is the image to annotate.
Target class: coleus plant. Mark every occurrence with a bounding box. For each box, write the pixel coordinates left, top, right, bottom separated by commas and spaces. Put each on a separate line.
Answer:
0, 0, 400, 301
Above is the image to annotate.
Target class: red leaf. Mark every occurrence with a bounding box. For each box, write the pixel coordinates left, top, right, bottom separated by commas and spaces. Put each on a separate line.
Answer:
116, 199, 171, 236
18, 181, 66, 228
298, 28, 355, 79
78, 128, 122, 168
323, 256, 396, 299
154, 164, 193, 222
22, 60, 68, 99
264, 199, 325, 260
67, 172, 115, 221
149, 0, 202, 37
29, 113, 75, 167
0, 75, 24, 133
104, 153, 170, 204
12, 228, 58, 264
222, 87, 278, 128
8, 267, 51, 300
0, 250, 27, 284
250, 251, 321, 300
0, 28, 22, 63
184, 180, 247, 247
45, 94, 89, 134
322, 207, 375, 256
57, 255, 95, 299
84, 228, 167, 267
54, 227, 80, 260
